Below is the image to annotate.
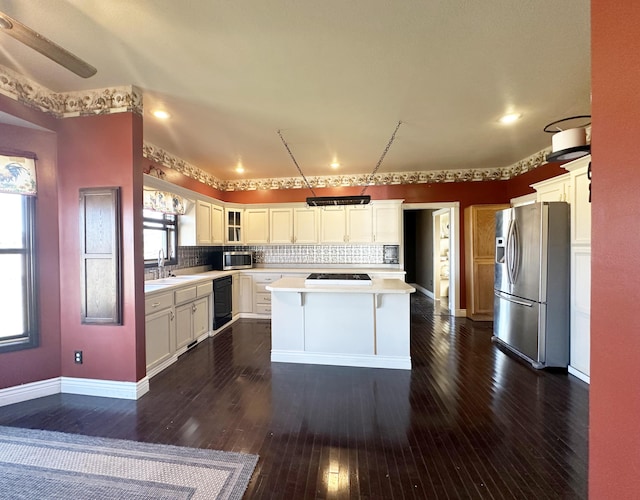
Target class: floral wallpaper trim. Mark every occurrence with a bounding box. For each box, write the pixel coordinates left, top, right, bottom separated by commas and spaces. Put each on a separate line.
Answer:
0, 64, 142, 117
0, 155, 37, 195
143, 141, 551, 192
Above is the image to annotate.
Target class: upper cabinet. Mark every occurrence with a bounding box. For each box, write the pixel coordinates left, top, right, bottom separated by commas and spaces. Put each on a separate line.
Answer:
293, 207, 318, 244
533, 173, 571, 203
179, 199, 219, 246
270, 208, 294, 244
372, 201, 402, 243
226, 208, 243, 244
346, 205, 373, 243
244, 208, 270, 244
320, 206, 348, 243
211, 204, 224, 245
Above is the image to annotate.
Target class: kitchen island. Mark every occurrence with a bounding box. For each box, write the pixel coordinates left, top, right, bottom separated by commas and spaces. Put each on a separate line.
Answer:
266, 277, 415, 370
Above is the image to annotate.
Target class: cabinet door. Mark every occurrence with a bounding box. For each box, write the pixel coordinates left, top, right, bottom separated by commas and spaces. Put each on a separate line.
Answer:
196, 200, 213, 244
270, 208, 294, 244
192, 297, 210, 339
533, 174, 571, 203
238, 274, 253, 313
372, 204, 400, 243
320, 207, 346, 243
232, 274, 240, 316
346, 206, 372, 243
145, 307, 174, 370
175, 302, 193, 349
225, 209, 243, 243
245, 208, 270, 244
293, 207, 318, 243
211, 204, 224, 244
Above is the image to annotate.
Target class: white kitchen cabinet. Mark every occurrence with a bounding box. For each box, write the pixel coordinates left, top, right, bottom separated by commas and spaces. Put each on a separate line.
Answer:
293, 207, 318, 243
270, 207, 294, 244
320, 206, 347, 243
145, 291, 175, 374
232, 273, 240, 316
211, 204, 224, 244
252, 273, 281, 316
238, 274, 254, 313
245, 208, 270, 244
564, 155, 591, 383
226, 208, 243, 243
174, 282, 212, 350
179, 199, 214, 246
533, 173, 571, 203
346, 205, 373, 243
372, 201, 401, 243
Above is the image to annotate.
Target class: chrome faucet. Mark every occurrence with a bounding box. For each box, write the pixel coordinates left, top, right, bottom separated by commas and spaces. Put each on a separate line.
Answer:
158, 250, 165, 278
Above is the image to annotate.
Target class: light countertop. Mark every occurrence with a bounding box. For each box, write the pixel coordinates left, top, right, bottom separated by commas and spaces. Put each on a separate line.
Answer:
266, 277, 415, 294
145, 267, 406, 294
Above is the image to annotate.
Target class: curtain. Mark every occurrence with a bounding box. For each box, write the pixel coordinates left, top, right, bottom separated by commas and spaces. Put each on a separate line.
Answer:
143, 189, 188, 215
0, 154, 37, 195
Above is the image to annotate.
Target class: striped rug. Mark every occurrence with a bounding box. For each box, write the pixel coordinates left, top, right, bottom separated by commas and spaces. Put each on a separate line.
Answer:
0, 426, 258, 499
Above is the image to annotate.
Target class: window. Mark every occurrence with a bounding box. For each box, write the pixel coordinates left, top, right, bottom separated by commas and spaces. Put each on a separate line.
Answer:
143, 209, 178, 267
0, 193, 38, 352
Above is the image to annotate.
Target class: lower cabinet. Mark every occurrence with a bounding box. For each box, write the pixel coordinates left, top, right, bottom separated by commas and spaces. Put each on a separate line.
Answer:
145, 306, 174, 373
238, 274, 254, 313
175, 296, 209, 350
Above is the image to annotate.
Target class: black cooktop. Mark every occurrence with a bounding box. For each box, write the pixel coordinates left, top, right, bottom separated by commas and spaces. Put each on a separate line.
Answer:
306, 273, 371, 281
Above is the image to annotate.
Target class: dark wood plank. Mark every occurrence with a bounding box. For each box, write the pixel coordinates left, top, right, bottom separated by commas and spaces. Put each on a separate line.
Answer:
0, 293, 589, 499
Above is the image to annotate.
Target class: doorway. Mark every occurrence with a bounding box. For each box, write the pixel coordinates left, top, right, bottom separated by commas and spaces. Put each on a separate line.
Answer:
402, 203, 460, 315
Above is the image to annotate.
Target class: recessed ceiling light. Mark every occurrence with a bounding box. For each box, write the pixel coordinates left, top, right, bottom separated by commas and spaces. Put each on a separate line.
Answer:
235, 164, 245, 174
330, 161, 340, 169
152, 110, 170, 120
498, 113, 522, 125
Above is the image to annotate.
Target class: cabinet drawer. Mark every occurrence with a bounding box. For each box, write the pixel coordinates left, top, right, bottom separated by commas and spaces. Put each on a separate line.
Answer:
254, 282, 273, 293
145, 292, 173, 314
252, 273, 281, 283
255, 304, 272, 315
197, 281, 213, 297
175, 286, 197, 305
255, 292, 271, 304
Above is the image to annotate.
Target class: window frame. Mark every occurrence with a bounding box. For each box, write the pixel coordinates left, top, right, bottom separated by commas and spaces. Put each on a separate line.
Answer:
143, 209, 179, 268
0, 194, 38, 353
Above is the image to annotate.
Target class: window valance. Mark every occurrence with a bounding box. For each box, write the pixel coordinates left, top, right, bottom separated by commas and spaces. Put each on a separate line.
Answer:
143, 189, 188, 215
0, 154, 37, 195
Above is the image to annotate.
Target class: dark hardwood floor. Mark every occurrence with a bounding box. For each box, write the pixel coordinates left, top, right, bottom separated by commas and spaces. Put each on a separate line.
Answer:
0, 293, 588, 499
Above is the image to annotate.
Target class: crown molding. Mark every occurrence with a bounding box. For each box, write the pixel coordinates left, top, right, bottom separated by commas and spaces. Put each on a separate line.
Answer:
0, 64, 142, 117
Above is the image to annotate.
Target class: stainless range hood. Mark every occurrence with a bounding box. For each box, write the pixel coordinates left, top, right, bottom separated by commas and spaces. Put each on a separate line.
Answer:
306, 195, 371, 206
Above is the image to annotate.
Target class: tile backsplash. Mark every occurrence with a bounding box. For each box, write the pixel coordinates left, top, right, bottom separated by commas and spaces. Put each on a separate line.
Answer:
145, 244, 385, 280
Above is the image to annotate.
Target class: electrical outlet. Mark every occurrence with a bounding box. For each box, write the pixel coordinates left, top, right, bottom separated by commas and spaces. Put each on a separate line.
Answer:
74, 350, 83, 364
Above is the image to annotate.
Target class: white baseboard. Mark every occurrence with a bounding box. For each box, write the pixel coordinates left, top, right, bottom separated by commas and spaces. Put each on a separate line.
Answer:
0, 376, 150, 407
412, 283, 434, 299
271, 350, 411, 370
568, 366, 590, 384
0, 378, 61, 408
61, 377, 149, 400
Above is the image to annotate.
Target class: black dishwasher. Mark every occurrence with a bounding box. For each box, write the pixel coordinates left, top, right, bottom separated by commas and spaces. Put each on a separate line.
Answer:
213, 275, 232, 329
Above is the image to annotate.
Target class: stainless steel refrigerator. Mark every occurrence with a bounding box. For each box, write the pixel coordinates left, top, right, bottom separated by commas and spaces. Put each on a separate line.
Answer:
493, 202, 569, 368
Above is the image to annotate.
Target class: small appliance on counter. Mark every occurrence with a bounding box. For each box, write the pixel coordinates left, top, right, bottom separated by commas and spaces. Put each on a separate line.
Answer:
212, 250, 253, 270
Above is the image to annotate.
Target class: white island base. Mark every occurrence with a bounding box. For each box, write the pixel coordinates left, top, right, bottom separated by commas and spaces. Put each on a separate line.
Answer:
266, 278, 415, 370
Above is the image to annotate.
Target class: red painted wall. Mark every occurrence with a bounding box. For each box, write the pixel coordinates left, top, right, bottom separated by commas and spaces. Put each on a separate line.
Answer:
590, 2, 640, 497
0, 123, 61, 389
57, 113, 145, 383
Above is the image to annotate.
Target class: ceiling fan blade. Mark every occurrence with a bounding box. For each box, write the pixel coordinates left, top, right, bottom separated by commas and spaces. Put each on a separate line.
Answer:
0, 10, 96, 78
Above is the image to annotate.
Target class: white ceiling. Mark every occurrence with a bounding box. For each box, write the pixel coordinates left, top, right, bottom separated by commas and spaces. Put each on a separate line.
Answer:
0, 0, 591, 181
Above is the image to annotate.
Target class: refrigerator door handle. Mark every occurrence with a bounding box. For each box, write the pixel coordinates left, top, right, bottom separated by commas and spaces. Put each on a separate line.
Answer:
506, 220, 516, 284
512, 220, 520, 283
494, 290, 534, 307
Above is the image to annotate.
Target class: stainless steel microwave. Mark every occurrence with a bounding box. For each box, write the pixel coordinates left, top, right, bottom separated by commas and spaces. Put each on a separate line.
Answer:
212, 251, 253, 270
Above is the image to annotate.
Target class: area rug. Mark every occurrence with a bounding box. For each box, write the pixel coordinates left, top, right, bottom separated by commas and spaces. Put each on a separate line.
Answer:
0, 426, 258, 499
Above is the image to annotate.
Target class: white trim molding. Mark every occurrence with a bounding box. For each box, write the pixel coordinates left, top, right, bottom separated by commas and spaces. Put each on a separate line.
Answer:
0, 376, 150, 407
0, 378, 61, 408
60, 377, 149, 400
